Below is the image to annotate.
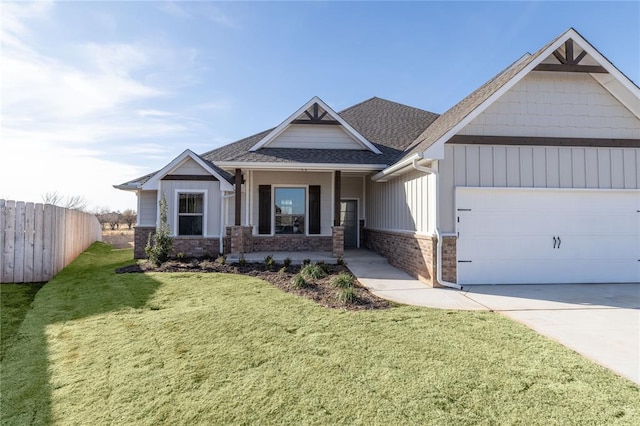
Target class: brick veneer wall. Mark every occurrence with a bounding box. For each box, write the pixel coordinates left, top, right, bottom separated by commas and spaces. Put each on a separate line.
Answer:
134, 226, 220, 259
133, 226, 154, 259
363, 228, 441, 287
252, 235, 333, 252
172, 237, 220, 258
441, 236, 457, 283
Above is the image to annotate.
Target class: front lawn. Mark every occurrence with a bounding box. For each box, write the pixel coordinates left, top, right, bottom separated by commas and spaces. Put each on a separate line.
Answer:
2, 243, 638, 425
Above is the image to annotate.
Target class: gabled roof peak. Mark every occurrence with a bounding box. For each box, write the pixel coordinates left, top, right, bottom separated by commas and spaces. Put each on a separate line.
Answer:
249, 96, 382, 154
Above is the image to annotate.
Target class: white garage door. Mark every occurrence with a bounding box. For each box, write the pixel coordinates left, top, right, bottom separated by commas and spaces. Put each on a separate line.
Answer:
456, 188, 640, 285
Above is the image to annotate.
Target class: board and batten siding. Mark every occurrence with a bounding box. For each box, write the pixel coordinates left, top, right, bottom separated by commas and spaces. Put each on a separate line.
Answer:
439, 144, 640, 232
458, 72, 640, 139
138, 190, 158, 226
366, 169, 434, 234
268, 124, 365, 150
341, 176, 365, 219
159, 181, 221, 237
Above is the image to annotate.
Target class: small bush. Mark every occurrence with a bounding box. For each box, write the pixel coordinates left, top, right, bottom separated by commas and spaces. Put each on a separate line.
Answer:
278, 266, 287, 274
336, 257, 345, 266
145, 194, 173, 266
336, 287, 357, 304
302, 258, 311, 266
264, 255, 276, 270
176, 252, 186, 260
216, 255, 226, 265
301, 263, 326, 280
317, 261, 330, 274
291, 274, 308, 288
333, 272, 354, 288
283, 257, 292, 268
239, 257, 247, 266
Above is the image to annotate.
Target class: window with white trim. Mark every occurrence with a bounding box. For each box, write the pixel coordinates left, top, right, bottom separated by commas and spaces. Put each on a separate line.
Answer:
178, 193, 204, 236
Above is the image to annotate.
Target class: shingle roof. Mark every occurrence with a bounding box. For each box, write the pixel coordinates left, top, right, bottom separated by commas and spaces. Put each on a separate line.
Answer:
116, 97, 438, 187
201, 97, 439, 165
399, 33, 563, 161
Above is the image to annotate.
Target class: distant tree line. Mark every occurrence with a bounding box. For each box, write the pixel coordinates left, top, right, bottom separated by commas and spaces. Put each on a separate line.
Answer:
40, 191, 136, 230
95, 208, 137, 230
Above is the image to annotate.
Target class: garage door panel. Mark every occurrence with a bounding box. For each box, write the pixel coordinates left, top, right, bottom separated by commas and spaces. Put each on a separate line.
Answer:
456, 188, 640, 285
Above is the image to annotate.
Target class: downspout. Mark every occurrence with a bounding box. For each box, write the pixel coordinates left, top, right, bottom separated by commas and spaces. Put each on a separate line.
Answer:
411, 159, 462, 290
220, 192, 236, 255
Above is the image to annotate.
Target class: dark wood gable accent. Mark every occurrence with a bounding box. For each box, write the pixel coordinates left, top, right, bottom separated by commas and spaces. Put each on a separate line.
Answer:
292, 103, 340, 125
258, 185, 271, 235
308, 185, 321, 234
161, 175, 218, 181
533, 39, 606, 73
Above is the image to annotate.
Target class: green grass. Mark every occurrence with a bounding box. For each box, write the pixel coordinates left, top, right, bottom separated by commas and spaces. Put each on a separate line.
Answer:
2, 243, 639, 425
1, 282, 45, 361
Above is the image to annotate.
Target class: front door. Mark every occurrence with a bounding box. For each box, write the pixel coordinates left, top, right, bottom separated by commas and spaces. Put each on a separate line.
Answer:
340, 200, 358, 248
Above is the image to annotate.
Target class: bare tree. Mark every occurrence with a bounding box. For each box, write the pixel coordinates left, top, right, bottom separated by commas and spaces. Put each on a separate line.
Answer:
107, 211, 122, 230
94, 207, 111, 230
122, 209, 137, 229
42, 191, 89, 211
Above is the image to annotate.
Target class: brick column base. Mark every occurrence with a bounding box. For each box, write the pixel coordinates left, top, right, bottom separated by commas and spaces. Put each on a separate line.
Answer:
332, 226, 344, 258
229, 226, 253, 255
133, 226, 155, 259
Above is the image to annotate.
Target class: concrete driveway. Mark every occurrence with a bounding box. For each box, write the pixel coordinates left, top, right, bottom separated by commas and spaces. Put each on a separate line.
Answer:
462, 284, 640, 384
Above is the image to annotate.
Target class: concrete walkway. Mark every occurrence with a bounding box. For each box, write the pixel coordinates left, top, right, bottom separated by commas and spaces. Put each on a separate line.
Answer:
344, 249, 640, 384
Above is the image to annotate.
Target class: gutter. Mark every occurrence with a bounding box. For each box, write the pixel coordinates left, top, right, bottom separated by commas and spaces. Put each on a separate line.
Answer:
371, 153, 420, 182
411, 158, 462, 290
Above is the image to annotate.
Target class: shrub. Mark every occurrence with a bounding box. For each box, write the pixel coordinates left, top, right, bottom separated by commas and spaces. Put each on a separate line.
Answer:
278, 266, 287, 275
317, 260, 330, 274
216, 255, 226, 265
302, 258, 311, 266
337, 287, 357, 304
301, 263, 326, 280
336, 257, 345, 266
333, 272, 354, 288
264, 255, 276, 270
176, 252, 186, 260
145, 193, 173, 266
283, 257, 292, 268
291, 274, 308, 288
239, 257, 247, 266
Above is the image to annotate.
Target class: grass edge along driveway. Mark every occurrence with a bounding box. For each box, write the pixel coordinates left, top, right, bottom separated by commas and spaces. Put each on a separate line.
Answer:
1, 242, 638, 425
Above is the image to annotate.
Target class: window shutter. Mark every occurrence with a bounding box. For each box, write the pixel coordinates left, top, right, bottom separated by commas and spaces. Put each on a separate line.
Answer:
258, 185, 271, 234
308, 185, 321, 234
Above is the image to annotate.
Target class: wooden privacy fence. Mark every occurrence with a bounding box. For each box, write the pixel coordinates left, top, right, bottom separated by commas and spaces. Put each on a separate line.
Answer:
0, 200, 103, 283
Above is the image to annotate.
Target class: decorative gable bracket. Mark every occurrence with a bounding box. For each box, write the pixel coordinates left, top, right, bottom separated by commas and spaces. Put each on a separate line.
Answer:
292, 102, 339, 125
533, 39, 607, 73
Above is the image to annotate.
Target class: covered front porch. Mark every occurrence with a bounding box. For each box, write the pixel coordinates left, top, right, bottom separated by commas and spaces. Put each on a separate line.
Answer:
224, 168, 369, 258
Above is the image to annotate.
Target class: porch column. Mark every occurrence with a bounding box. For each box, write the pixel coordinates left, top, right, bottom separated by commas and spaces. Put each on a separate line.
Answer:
235, 168, 242, 226
333, 170, 341, 226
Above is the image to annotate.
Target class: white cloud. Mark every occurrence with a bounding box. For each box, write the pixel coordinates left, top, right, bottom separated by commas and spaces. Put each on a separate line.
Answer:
0, 2, 220, 211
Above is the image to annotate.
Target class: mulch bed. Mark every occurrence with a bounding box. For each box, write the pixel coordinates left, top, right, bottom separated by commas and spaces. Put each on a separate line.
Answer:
116, 259, 391, 310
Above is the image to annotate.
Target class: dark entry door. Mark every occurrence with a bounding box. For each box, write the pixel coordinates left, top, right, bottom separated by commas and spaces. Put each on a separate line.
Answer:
340, 200, 358, 248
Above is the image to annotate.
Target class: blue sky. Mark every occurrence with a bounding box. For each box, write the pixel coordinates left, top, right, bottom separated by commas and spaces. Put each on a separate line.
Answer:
2, 1, 638, 212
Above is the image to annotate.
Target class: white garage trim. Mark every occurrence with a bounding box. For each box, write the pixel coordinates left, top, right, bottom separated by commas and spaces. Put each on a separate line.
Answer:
456, 187, 640, 285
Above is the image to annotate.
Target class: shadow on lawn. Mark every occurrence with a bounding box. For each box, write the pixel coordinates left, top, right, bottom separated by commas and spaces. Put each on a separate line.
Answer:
0, 243, 160, 425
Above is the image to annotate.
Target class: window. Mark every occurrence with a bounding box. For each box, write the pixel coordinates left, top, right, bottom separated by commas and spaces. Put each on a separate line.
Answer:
274, 187, 305, 234
178, 193, 203, 236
